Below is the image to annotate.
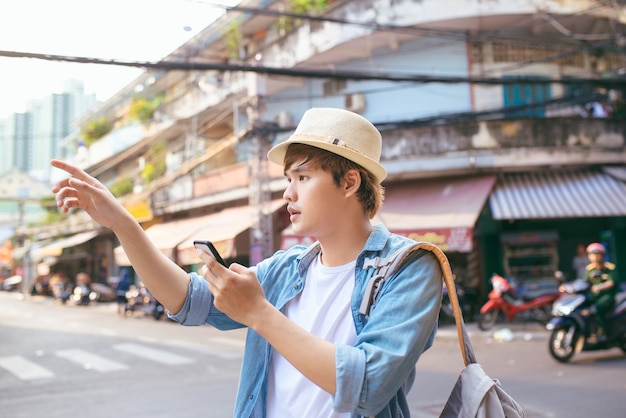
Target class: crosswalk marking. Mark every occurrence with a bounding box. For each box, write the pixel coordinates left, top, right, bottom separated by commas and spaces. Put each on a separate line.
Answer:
56, 349, 128, 372
0, 356, 55, 380
114, 343, 194, 365
1, 343, 202, 382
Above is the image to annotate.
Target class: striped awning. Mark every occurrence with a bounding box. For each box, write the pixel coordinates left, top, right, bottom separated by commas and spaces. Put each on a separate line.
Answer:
31, 230, 99, 260
490, 169, 626, 220
603, 165, 626, 182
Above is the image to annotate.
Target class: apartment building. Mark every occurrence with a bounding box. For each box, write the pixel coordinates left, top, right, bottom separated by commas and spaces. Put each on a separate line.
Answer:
18, 0, 626, 303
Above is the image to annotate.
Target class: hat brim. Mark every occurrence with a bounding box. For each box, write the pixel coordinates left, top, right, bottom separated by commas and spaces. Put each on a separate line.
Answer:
267, 133, 387, 183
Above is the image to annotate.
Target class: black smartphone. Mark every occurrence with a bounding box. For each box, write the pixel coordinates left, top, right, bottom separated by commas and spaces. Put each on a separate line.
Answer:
193, 240, 227, 266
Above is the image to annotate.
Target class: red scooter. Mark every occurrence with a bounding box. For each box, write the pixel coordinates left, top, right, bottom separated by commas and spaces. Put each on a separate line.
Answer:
478, 273, 561, 330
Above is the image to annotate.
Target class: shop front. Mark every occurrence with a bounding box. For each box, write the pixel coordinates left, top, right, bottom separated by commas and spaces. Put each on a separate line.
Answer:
18, 230, 112, 295
481, 167, 626, 294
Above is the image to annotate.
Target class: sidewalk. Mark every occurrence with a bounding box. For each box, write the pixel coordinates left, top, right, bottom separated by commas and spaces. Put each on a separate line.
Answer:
436, 320, 549, 342
18, 292, 550, 341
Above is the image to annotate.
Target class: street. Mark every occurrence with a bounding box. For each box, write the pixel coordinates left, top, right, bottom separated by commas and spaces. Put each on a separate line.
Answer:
0, 291, 245, 418
1, 290, 625, 418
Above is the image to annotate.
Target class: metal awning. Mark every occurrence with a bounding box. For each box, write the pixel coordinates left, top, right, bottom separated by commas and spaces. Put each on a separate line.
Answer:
281, 175, 497, 252
603, 165, 626, 182
115, 200, 287, 266
376, 175, 496, 229
31, 230, 99, 260
489, 169, 626, 220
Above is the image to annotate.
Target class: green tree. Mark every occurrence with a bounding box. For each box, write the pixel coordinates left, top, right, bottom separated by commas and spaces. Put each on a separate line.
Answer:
223, 21, 243, 59
276, 0, 328, 33
129, 94, 164, 122
81, 117, 112, 145
109, 177, 134, 197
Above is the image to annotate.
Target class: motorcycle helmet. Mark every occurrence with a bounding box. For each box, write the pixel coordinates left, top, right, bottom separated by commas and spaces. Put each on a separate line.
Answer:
586, 242, 606, 254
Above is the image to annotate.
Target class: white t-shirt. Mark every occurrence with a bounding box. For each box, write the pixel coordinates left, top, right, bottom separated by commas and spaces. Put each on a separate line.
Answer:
266, 254, 357, 418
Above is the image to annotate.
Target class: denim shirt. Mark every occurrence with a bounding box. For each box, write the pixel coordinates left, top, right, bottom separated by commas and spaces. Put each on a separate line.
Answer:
169, 223, 443, 418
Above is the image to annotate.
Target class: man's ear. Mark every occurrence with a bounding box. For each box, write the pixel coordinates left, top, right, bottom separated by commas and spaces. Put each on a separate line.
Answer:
343, 169, 361, 196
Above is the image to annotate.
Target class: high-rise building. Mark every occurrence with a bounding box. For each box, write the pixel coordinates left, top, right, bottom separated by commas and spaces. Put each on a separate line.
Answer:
0, 116, 16, 175
0, 80, 97, 181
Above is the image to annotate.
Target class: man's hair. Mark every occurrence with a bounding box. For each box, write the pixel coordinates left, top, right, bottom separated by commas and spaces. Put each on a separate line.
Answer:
283, 143, 384, 218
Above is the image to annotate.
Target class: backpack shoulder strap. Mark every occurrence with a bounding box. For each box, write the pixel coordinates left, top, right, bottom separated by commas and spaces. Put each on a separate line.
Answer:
359, 243, 423, 319
360, 241, 474, 366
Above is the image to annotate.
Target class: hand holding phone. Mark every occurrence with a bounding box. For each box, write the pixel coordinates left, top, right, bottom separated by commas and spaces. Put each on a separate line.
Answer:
193, 240, 227, 266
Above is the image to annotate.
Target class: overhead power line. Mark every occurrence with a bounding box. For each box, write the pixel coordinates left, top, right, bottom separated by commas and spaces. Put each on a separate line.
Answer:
2, 49, 626, 87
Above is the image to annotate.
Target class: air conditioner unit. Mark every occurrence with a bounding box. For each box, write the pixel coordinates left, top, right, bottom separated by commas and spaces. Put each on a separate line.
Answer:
274, 111, 293, 128
345, 93, 366, 113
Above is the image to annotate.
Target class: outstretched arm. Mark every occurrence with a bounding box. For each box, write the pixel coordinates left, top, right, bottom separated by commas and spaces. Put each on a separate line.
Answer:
50, 159, 190, 313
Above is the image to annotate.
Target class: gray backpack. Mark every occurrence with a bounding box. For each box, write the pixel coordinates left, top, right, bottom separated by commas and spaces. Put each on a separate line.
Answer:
361, 242, 525, 418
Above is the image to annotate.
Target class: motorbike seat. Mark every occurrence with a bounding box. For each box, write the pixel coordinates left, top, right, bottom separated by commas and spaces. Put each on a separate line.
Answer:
613, 292, 626, 316
517, 279, 560, 301
518, 288, 558, 301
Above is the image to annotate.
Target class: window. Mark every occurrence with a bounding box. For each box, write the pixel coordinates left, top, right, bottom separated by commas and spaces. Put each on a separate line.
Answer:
503, 75, 551, 118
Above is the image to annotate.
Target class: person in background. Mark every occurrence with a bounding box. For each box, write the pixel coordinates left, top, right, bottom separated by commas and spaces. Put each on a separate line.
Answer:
0, 240, 13, 281
572, 243, 588, 280
583, 242, 618, 342
74, 272, 92, 305
115, 269, 132, 315
49, 271, 70, 303
50, 107, 443, 418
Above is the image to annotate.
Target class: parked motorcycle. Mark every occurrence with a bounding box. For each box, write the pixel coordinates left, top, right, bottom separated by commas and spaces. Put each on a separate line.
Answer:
477, 273, 561, 330
440, 282, 474, 324
547, 279, 626, 363
69, 284, 96, 305
50, 280, 71, 304
124, 285, 165, 320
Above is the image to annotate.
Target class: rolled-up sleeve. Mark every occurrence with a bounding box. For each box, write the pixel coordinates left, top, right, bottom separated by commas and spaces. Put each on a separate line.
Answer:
334, 343, 366, 412
168, 272, 213, 325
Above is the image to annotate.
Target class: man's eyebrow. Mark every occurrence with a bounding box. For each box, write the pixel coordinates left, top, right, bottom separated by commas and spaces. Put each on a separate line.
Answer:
284, 160, 310, 176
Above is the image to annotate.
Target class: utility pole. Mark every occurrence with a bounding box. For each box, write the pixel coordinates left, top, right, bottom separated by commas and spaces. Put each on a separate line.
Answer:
247, 72, 274, 265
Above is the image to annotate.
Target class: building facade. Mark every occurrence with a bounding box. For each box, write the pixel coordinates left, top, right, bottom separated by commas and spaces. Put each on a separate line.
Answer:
16, 0, 626, 304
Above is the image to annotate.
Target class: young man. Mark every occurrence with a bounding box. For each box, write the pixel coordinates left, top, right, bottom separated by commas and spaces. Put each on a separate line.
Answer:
51, 107, 442, 417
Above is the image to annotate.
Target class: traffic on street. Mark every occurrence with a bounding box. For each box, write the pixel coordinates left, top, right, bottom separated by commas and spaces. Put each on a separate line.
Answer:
1, 290, 625, 417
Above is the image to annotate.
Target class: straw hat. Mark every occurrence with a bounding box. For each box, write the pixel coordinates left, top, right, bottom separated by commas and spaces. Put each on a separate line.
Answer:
267, 107, 387, 183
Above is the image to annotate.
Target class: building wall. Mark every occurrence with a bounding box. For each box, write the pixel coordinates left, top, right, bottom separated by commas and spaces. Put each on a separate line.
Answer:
264, 36, 473, 125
